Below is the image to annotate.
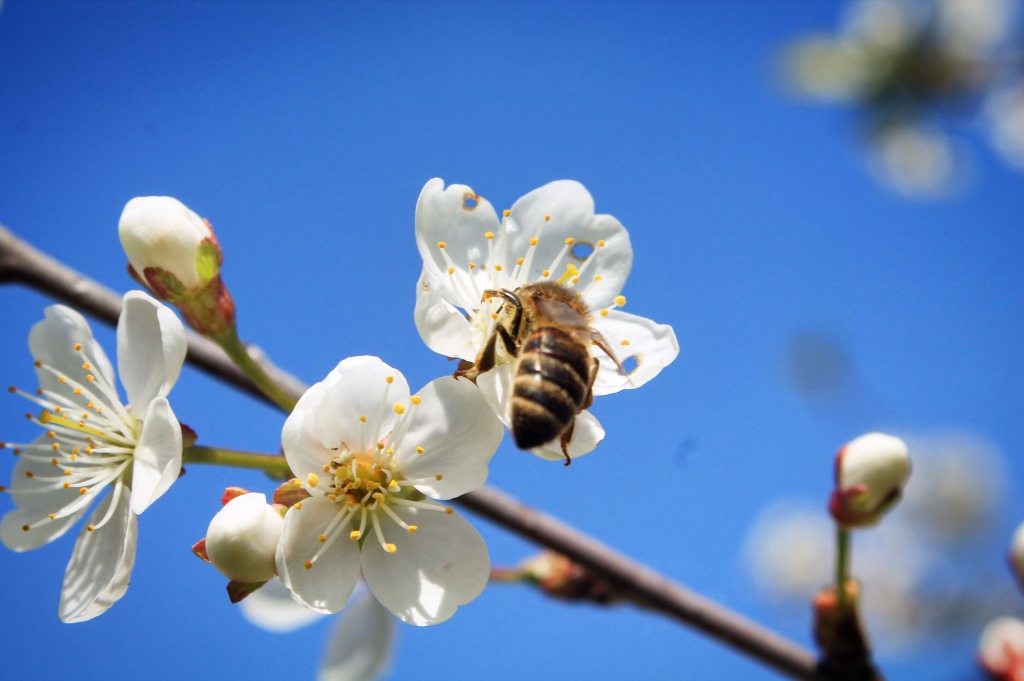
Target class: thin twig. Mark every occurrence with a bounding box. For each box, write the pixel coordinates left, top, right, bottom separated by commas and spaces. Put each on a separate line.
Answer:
0, 223, 822, 680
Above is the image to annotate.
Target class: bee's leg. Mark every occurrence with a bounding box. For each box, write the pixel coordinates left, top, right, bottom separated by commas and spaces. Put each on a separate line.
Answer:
581, 357, 599, 410
459, 289, 523, 381
560, 357, 599, 466
559, 421, 574, 467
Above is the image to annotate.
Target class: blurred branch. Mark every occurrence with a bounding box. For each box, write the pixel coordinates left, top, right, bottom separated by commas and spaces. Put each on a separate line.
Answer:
0, 223, 824, 680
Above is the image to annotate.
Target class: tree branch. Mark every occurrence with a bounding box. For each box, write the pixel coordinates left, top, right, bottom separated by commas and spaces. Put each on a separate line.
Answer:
0, 223, 822, 680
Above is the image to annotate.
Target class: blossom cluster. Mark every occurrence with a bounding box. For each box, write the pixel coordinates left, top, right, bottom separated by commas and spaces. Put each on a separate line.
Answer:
1, 179, 678, 641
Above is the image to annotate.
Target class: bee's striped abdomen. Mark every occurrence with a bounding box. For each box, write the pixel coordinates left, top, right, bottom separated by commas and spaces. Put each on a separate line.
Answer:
510, 325, 591, 450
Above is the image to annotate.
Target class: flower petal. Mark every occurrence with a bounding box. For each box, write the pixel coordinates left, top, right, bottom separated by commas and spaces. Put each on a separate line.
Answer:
276, 496, 361, 614
413, 267, 479, 362
29, 305, 115, 407
117, 290, 187, 412
282, 379, 336, 481
3, 436, 91, 516
475, 364, 604, 461
58, 483, 137, 622
393, 376, 503, 499
1, 505, 87, 552
129, 397, 183, 515
415, 178, 501, 287
238, 578, 328, 633
361, 504, 488, 626
312, 357, 408, 457
529, 410, 605, 462
590, 309, 679, 396
508, 181, 632, 309
319, 588, 395, 681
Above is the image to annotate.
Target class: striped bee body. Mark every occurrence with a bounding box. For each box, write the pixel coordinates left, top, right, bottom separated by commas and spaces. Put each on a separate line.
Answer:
456, 281, 621, 465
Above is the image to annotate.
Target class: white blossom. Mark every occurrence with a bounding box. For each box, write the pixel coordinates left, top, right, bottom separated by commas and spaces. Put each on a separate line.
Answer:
413, 178, 678, 461
1, 291, 186, 621
275, 356, 502, 625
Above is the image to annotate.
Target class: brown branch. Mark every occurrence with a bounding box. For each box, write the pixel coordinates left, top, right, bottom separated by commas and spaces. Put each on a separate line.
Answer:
0, 223, 823, 680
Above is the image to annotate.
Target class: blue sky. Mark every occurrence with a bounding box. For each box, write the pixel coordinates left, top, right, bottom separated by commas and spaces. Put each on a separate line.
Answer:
1, 1, 1022, 679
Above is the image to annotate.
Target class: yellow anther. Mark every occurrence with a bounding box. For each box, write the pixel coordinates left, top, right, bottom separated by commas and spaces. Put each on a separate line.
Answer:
73, 343, 82, 351
81, 363, 91, 371
620, 339, 631, 346
448, 266, 455, 275
415, 446, 425, 454
410, 395, 422, 405
517, 257, 524, 265
444, 507, 454, 515
293, 501, 303, 510
530, 237, 538, 246
52, 443, 60, 451
86, 375, 94, 382
64, 468, 71, 475
571, 277, 579, 284
485, 231, 495, 240
556, 263, 579, 286
69, 454, 78, 461
494, 264, 503, 271
385, 376, 394, 384
393, 402, 405, 415
63, 482, 70, 489
376, 442, 385, 450
291, 478, 303, 487
597, 240, 605, 247
58, 377, 66, 383
87, 402, 95, 409
593, 275, 602, 282
542, 269, 550, 277
544, 214, 551, 221
359, 415, 367, 423
349, 530, 361, 541
46, 430, 56, 439
50, 457, 58, 465
613, 295, 626, 307
304, 560, 313, 570
307, 473, 320, 487
49, 513, 56, 520
79, 488, 88, 495
469, 262, 477, 270
565, 237, 574, 245
385, 544, 397, 553
503, 209, 511, 217
437, 241, 446, 249
435, 473, 443, 481
318, 534, 326, 543
322, 464, 330, 473
73, 388, 81, 395
408, 525, 418, 533
490, 312, 499, 320
87, 524, 95, 532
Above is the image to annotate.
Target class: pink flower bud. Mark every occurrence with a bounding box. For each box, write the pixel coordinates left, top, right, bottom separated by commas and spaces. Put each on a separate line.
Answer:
119, 196, 220, 295
978, 617, 1024, 680
829, 432, 910, 528
205, 493, 283, 583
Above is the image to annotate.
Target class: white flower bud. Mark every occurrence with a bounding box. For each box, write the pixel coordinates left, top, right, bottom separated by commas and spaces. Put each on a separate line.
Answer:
205, 493, 283, 583
119, 196, 218, 293
829, 432, 911, 528
1010, 521, 1024, 590
978, 616, 1024, 678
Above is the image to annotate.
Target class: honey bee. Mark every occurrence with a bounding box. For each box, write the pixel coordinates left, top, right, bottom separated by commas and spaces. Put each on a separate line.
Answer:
456, 281, 623, 466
